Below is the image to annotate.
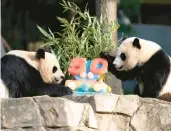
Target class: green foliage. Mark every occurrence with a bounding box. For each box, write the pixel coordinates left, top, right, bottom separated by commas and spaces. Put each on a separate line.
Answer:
38, 0, 119, 74
118, 0, 141, 34
119, 0, 141, 17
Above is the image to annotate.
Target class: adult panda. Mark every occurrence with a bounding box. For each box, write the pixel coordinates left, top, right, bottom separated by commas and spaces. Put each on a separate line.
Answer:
100, 37, 171, 102
0, 49, 72, 98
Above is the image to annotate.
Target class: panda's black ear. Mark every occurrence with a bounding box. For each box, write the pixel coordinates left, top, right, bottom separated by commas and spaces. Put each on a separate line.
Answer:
36, 49, 45, 59
133, 38, 141, 49
122, 36, 127, 41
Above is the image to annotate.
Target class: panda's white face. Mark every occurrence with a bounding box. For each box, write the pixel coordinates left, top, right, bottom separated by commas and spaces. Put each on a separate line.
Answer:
113, 41, 139, 71
39, 52, 65, 84
113, 37, 161, 71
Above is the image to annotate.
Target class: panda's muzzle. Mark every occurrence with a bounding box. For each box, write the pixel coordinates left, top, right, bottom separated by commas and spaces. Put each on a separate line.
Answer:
118, 66, 123, 70
113, 63, 123, 70
60, 76, 65, 80
54, 76, 65, 83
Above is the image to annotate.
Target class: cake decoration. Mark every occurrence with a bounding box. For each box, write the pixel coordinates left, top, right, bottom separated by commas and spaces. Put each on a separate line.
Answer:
65, 57, 112, 96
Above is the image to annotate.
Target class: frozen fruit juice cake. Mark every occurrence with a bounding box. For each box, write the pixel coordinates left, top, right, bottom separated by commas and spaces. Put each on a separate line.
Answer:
65, 58, 112, 96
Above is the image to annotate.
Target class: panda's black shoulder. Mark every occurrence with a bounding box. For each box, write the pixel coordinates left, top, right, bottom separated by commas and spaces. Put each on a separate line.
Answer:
144, 49, 170, 70
141, 49, 170, 89
1, 54, 38, 74
137, 49, 170, 98
1, 54, 28, 72
1, 55, 43, 89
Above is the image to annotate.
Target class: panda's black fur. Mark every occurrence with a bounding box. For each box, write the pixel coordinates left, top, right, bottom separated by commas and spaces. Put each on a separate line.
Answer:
100, 37, 171, 101
1, 49, 72, 98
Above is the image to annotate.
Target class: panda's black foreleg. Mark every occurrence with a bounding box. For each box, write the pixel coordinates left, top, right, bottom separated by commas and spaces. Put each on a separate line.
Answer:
37, 84, 73, 97
133, 84, 141, 96
141, 73, 162, 98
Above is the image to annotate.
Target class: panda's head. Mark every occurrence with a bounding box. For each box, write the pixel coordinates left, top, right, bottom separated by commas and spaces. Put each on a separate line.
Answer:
36, 49, 65, 84
113, 37, 161, 71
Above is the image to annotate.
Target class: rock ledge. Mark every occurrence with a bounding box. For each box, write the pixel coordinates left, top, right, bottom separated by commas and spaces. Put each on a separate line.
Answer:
1, 94, 171, 131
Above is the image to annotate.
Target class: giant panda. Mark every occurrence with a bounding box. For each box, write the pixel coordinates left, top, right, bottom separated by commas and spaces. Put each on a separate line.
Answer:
100, 37, 171, 102
0, 49, 72, 98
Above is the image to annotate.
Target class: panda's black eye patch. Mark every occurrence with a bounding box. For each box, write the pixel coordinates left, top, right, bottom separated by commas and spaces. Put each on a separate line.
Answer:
120, 53, 126, 61
52, 66, 58, 73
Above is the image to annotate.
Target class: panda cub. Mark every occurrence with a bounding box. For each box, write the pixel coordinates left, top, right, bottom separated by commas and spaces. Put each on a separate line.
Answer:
0, 49, 72, 98
100, 37, 171, 102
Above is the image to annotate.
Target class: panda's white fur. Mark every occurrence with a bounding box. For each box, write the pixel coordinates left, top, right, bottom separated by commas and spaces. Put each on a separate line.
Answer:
7, 50, 64, 84
0, 79, 9, 98
100, 37, 171, 101
1, 49, 72, 98
113, 37, 161, 71
160, 70, 171, 96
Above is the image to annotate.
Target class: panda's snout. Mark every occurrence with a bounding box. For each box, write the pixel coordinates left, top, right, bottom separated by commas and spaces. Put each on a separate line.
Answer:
55, 75, 65, 81
60, 76, 65, 80
113, 60, 117, 67
53, 74, 65, 83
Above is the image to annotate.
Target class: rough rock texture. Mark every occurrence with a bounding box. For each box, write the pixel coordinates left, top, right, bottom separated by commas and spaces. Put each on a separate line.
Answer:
1, 94, 171, 131
104, 72, 123, 95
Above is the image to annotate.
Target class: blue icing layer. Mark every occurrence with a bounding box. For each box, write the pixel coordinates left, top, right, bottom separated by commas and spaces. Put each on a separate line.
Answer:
75, 82, 107, 93
73, 91, 106, 96
75, 87, 84, 92
81, 83, 89, 92
76, 84, 95, 92
100, 87, 107, 93
88, 88, 94, 92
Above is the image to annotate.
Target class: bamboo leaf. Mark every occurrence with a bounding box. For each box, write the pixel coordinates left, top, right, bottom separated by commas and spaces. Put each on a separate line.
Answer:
37, 25, 52, 40
48, 27, 54, 38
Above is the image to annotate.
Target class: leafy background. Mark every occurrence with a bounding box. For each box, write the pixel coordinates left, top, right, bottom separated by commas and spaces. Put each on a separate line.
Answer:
38, 0, 120, 74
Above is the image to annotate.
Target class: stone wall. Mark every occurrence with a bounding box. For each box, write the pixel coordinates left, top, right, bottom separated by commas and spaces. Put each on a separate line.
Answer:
1, 94, 171, 131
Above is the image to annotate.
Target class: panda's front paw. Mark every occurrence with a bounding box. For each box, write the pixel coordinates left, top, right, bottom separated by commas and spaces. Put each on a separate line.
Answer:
100, 52, 115, 64
99, 51, 108, 59
60, 86, 73, 96
100, 52, 113, 61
